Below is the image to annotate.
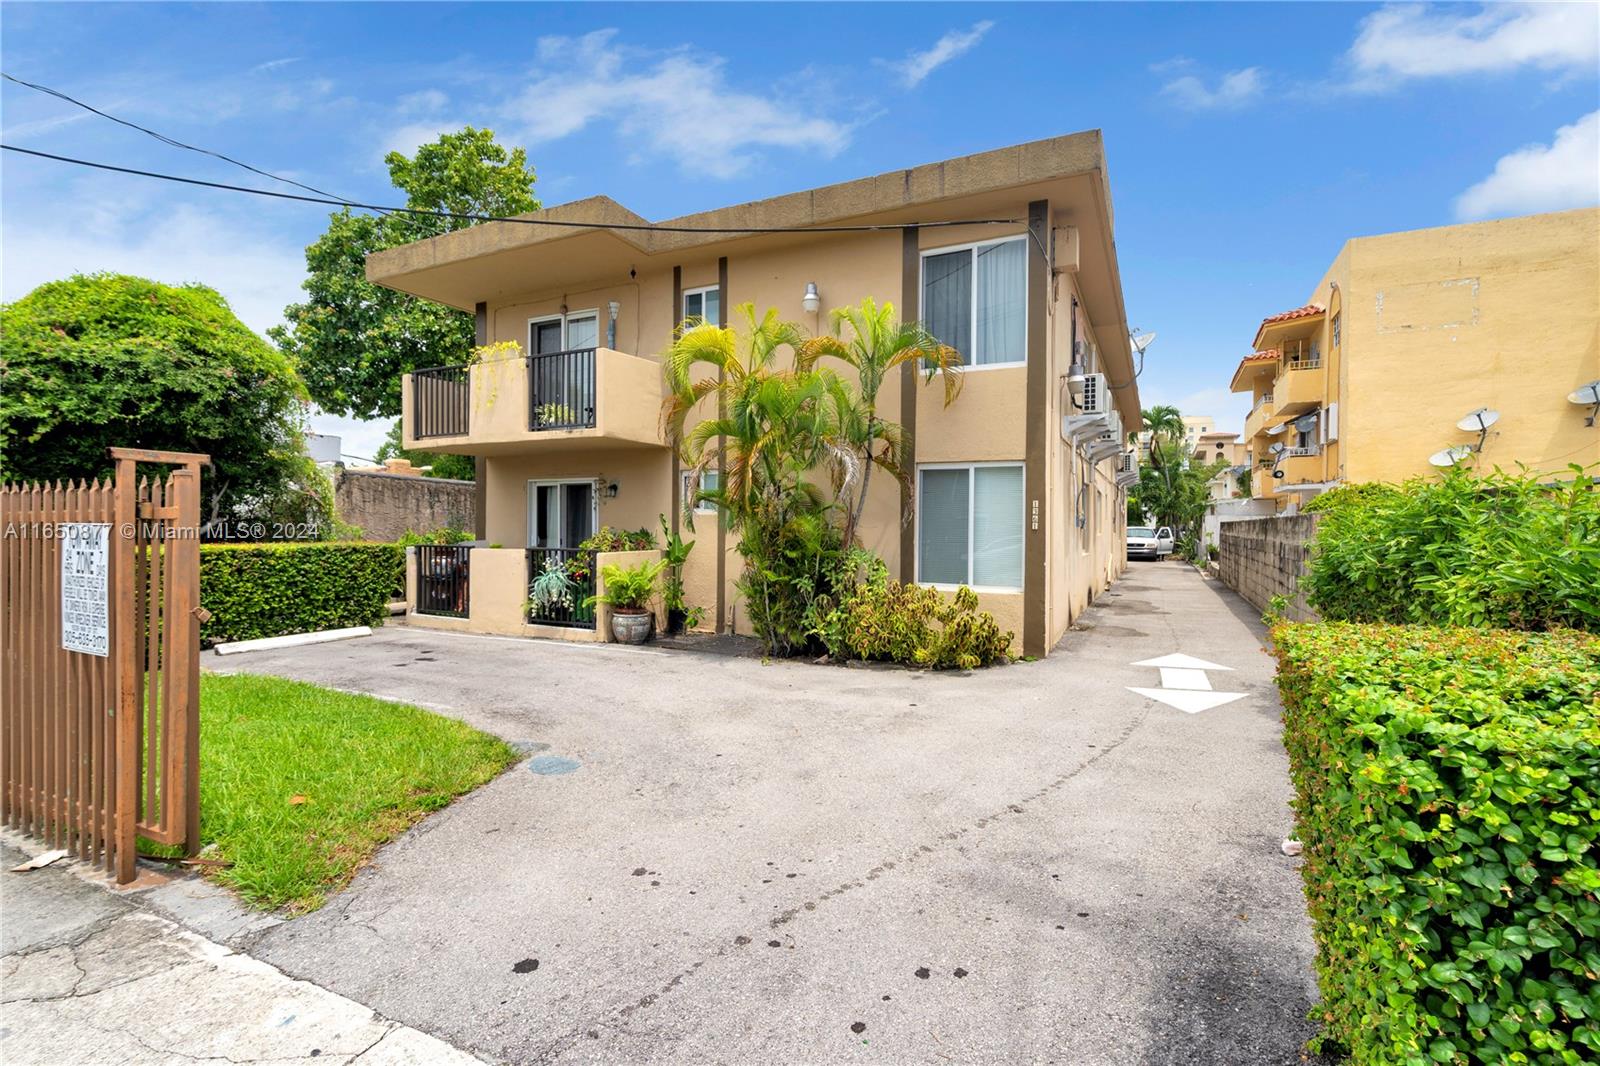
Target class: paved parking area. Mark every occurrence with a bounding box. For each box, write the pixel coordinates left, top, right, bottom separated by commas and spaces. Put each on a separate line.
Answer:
210, 562, 1323, 1065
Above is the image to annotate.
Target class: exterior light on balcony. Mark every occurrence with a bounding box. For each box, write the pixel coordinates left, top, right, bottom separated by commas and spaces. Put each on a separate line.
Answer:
802, 282, 820, 314
607, 301, 621, 349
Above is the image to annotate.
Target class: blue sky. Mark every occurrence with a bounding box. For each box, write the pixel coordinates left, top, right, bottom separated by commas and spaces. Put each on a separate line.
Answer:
4, 2, 1597, 460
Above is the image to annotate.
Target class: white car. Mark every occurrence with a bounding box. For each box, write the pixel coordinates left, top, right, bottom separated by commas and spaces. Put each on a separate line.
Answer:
1126, 525, 1175, 561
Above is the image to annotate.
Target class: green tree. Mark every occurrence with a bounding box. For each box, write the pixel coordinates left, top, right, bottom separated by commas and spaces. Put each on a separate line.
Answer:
271, 127, 538, 420
661, 304, 856, 654
1136, 404, 1185, 469
796, 297, 962, 547
371, 421, 476, 481
1, 273, 325, 526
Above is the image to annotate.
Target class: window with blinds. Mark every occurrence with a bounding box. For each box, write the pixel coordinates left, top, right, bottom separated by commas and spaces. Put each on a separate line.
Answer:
917, 464, 1024, 589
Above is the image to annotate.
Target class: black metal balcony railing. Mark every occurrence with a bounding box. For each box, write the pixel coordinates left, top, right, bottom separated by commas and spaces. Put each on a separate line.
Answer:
416, 545, 471, 617
528, 348, 598, 431
412, 365, 471, 439
525, 548, 597, 629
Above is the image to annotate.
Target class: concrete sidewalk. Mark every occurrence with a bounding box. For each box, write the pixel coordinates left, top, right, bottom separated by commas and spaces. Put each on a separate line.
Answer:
202, 560, 1323, 1065
1, 842, 484, 1066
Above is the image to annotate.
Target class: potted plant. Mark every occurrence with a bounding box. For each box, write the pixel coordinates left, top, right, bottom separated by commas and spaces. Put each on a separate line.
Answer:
586, 558, 667, 644
658, 514, 698, 634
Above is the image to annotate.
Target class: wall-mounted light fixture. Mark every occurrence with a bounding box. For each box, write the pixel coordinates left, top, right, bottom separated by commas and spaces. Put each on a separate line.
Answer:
802, 282, 820, 314
606, 481, 620, 499
607, 301, 621, 349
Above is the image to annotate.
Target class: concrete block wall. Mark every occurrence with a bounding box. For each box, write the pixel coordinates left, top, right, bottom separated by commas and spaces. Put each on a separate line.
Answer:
334, 470, 475, 542
1217, 514, 1321, 621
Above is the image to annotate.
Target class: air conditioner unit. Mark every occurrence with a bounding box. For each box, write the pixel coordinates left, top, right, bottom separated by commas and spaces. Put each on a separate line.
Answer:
1118, 449, 1137, 475
1078, 373, 1110, 416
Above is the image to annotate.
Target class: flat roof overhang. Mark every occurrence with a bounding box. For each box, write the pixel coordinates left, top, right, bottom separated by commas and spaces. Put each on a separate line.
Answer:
367, 131, 1139, 423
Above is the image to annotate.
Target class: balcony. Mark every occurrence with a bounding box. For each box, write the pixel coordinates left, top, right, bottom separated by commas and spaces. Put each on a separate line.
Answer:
1243, 394, 1276, 440
402, 347, 668, 454
1273, 358, 1325, 416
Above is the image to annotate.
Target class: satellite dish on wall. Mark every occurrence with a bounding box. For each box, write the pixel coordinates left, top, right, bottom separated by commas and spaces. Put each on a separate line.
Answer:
1457, 408, 1500, 432
1268, 442, 1287, 456
1569, 381, 1600, 406
1428, 445, 1475, 468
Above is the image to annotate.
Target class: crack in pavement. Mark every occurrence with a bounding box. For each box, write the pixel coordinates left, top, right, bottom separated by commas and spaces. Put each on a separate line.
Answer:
535, 703, 1152, 1060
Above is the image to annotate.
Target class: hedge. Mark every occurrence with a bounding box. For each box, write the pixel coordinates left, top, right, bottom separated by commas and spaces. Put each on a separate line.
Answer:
200, 543, 405, 645
1274, 622, 1600, 1064
1301, 468, 1599, 631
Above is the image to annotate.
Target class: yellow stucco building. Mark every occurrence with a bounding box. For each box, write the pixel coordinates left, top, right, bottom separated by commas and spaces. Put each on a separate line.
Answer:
1231, 208, 1600, 507
376, 131, 1142, 657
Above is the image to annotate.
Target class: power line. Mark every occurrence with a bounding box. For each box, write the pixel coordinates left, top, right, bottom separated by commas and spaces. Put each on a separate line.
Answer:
2, 71, 356, 203
0, 143, 1025, 236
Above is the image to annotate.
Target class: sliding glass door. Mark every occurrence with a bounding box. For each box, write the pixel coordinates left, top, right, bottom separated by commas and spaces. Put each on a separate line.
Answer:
527, 480, 597, 549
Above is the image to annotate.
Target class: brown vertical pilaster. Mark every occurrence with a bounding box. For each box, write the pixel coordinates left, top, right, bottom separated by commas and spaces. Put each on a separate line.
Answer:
716, 256, 729, 632
1023, 200, 1050, 658
472, 301, 488, 541
899, 226, 920, 584
670, 266, 682, 535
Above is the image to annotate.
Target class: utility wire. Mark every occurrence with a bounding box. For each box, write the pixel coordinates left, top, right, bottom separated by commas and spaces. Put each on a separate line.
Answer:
0, 143, 1024, 235
2, 71, 357, 203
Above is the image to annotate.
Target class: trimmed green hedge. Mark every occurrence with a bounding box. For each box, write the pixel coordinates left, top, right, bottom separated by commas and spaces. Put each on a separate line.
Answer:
200, 543, 405, 645
1274, 622, 1600, 1065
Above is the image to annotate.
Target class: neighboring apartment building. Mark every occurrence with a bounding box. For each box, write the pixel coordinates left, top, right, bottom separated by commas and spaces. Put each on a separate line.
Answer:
1230, 208, 1600, 508
377, 131, 1142, 658
1194, 429, 1243, 468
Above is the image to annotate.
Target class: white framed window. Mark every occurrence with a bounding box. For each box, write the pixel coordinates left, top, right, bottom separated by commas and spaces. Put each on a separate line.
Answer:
916, 463, 1024, 590
528, 310, 599, 354
681, 469, 719, 513
682, 285, 721, 330
920, 236, 1028, 368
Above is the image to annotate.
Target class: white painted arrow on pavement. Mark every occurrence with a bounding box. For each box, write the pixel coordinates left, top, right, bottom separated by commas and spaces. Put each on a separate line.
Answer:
1127, 653, 1246, 713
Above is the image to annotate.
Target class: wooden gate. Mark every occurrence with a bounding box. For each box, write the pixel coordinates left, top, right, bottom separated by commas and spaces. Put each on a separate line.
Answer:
1, 447, 207, 883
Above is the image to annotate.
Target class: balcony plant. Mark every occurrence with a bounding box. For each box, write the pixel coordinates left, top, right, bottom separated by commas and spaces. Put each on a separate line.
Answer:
584, 558, 667, 644
525, 554, 577, 615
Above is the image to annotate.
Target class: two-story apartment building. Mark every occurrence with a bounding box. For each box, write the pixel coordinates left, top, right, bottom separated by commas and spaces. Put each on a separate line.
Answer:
1231, 208, 1599, 508
375, 131, 1141, 658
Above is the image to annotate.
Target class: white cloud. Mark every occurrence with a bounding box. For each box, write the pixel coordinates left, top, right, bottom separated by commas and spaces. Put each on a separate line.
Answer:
1347, 3, 1599, 88
397, 88, 448, 115
1160, 67, 1263, 111
1455, 111, 1600, 220
250, 57, 301, 74
506, 30, 851, 179
1, 178, 305, 337
880, 21, 995, 89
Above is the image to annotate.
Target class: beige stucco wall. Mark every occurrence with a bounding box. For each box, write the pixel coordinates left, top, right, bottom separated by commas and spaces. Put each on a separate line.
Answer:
1339, 209, 1599, 484
401, 196, 1135, 654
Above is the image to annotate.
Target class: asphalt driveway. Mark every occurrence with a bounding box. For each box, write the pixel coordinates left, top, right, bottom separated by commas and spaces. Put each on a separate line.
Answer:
211, 561, 1322, 1065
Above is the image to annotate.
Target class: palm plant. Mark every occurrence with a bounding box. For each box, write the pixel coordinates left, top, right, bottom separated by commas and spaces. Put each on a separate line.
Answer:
660, 304, 855, 653
796, 298, 962, 547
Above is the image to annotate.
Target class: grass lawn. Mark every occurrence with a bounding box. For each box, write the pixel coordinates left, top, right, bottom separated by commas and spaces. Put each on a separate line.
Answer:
180, 673, 516, 913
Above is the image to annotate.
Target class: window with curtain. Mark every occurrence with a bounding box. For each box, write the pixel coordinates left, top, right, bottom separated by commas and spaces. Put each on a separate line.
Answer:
918, 464, 1024, 589
921, 237, 1027, 366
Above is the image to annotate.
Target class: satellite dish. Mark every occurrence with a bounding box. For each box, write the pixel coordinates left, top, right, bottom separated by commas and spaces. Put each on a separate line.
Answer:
1294, 413, 1319, 433
1428, 445, 1475, 468
1457, 408, 1500, 432
1568, 381, 1600, 405
1268, 442, 1287, 456
1130, 332, 1156, 355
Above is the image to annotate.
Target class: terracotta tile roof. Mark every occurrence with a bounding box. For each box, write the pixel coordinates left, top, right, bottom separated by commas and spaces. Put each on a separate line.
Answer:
1229, 349, 1282, 392
1258, 303, 1325, 328
1242, 349, 1278, 364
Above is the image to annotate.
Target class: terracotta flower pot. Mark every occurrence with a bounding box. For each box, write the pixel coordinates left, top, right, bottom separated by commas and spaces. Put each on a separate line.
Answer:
610, 608, 653, 644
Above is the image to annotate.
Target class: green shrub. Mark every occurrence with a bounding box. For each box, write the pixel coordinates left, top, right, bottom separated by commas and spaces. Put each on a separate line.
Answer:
822, 556, 1012, 668
577, 525, 656, 553
395, 525, 470, 546
1303, 467, 1599, 631
1274, 622, 1600, 1065
201, 543, 404, 644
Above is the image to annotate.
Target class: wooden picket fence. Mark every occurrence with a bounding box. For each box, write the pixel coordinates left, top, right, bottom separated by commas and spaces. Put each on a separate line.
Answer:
1, 448, 206, 882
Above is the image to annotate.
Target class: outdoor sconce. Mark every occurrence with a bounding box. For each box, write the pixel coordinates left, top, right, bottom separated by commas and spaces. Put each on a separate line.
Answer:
802, 282, 820, 314
607, 301, 621, 349
606, 482, 619, 498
